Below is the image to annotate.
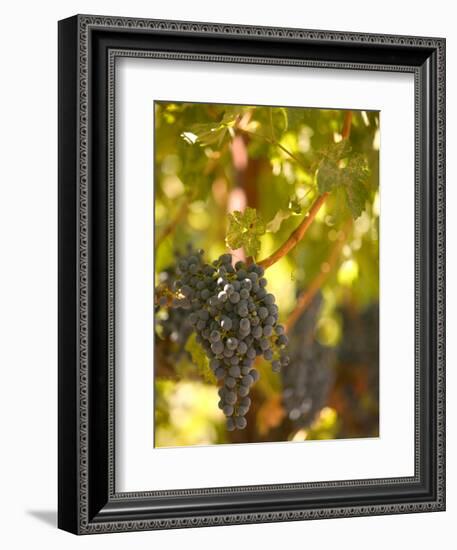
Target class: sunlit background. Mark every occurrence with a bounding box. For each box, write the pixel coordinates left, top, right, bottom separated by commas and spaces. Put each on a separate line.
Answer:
154, 102, 379, 447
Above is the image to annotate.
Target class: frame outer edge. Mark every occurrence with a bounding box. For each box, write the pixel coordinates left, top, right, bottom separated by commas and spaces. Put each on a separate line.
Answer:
58, 15, 80, 535
65, 14, 446, 534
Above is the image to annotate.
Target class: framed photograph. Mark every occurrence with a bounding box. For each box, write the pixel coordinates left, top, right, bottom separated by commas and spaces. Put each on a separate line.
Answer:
58, 14, 446, 534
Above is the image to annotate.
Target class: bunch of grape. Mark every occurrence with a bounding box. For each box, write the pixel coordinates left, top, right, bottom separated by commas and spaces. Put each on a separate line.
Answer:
338, 304, 379, 374
172, 251, 289, 431
155, 253, 194, 365
281, 294, 335, 429
157, 271, 192, 344
336, 303, 379, 433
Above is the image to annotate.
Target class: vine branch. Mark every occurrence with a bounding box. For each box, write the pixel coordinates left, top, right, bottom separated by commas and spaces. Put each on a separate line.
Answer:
258, 192, 329, 269
342, 110, 353, 140
257, 110, 353, 270
284, 221, 351, 333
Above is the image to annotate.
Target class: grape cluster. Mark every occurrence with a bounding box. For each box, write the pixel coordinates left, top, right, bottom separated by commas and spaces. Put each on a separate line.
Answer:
281, 294, 335, 429
337, 303, 379, 418
155, 252, 195, 364
338, 304, 379, 374
156, 271, 192, 350
173, 251, 288, 431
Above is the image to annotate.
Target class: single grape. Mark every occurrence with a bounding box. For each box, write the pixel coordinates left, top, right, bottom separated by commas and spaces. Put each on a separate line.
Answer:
229, 366, 241, 377
211, 341, 224, 355
240, 288, 250, 300
277, 334, 288, 347
210, 330, 221, 343
225, 391, 237, 405
238, 385, 249, 397
240, 396, 251, 408
252, 325, 262, 339
250, 369, 260, 383
226, 417, 236, 431
258, 307, 269, 320
235, 416, 247, 430
259, 338, 270, 351
224, 283, 234, 295
225, 376, 236, 389
241, 374, 254, 387
226, 337, 238, 350
241, 278, 252, 290
221, 317, 232, 331
237, 341, 248, 354
215, 367, 226, 379
240, 318, 251, 333
223, 404, 234, 417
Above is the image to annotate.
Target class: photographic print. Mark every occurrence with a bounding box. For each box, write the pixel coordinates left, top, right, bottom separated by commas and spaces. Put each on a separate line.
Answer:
154, 101, 380, 447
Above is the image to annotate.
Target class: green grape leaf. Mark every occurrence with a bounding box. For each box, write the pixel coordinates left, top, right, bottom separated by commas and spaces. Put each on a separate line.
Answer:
342, 165, 371, 219
316, 157, 340, 193
181, 112, 238, 147
226, 207, 266, 257
316, 140, 351, 194
184, 333, 216, 384
316, 142, 370, 219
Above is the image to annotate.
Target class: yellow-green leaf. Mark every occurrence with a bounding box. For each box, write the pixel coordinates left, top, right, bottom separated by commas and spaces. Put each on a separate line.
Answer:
226, 207, 266, 257
184, 333, 216, 384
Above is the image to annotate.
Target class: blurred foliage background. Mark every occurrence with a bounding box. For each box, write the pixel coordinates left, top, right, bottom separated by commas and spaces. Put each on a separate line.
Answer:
154, 101, 379, 447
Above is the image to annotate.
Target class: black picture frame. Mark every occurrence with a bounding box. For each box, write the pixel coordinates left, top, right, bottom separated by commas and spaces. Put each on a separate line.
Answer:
58, 14, 446, 534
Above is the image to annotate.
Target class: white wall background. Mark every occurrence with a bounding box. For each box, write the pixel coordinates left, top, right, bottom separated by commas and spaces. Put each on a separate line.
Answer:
0, 1, 453, 548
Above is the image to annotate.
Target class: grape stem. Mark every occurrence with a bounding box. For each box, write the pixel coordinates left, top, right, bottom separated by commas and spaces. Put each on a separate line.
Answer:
257, 110, 353, 271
